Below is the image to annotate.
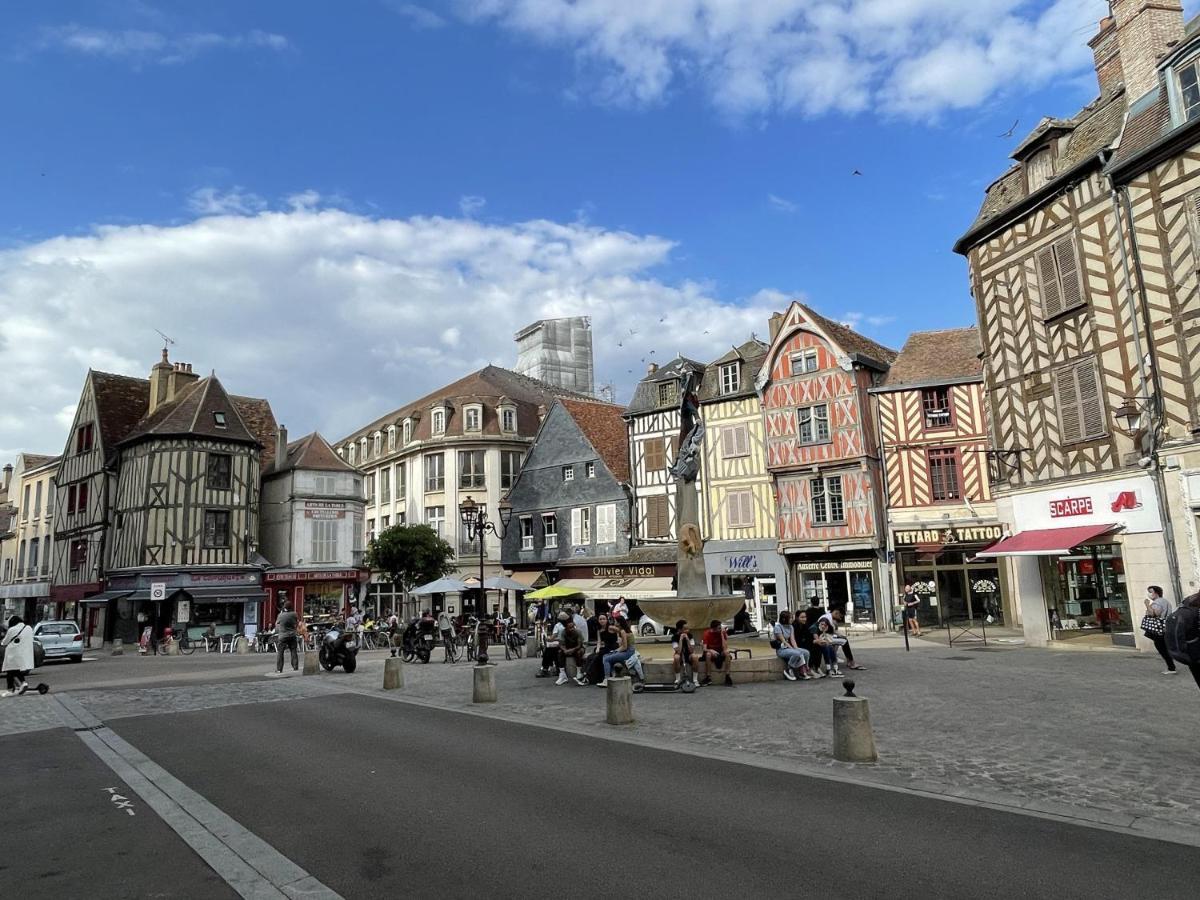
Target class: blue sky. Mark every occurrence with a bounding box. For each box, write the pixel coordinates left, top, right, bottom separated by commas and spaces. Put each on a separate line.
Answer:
2, 0, 1190, 457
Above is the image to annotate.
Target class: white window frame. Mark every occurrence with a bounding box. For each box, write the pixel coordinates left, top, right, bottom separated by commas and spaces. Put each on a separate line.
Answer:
424, 453, 445, 492
520, 515, 534, 550
311, 518, 338, 563
542, 513, 558, 549
313, 474, 336, 495
562, 465, 574, 483
810, 475, 845, 525
359, 437, 368, 460
500, 406, 516, 432
402, 418, 413, 444
464, 405, 482, 432
571, 507, 591, 545
586, 461, 596, 478
348, 444, 356, 465
720, 362, 740, 395
596, 503, 617, 543
790, 349, 818, 375
458, 449, 485, 489
657, 381, 675, 407
373, 432, 382, 456
797, 404, 830, 445
501, 451, 522, 490
431, 408, 446, 435
397, 461, 407, 500
387, 426, 396, 451
425, 505, 445, 538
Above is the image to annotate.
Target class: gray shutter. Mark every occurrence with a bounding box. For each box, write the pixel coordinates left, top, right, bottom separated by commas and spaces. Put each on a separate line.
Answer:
1075, 359, 1104, 440
1054, 365, 1082, 443
721, 427, 735, 459
1036, 244, 1062, 318
1054, 235, 1082, 312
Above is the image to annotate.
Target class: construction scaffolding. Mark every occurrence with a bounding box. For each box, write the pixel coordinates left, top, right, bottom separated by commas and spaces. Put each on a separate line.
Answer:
513, 316, 595, 396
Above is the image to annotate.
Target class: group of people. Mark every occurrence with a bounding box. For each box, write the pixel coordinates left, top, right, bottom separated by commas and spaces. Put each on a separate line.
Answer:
1141, 585, 1200, 690
772, 606, 866, 681
536, 605, 643, 687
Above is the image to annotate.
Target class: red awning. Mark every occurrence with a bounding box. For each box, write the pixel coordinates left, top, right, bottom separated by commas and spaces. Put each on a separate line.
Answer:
975, 524, 1120, 557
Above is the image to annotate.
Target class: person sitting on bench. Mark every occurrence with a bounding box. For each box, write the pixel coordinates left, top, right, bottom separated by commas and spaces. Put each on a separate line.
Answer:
699, 619, 734, 686
556, 619, 585, 685
672, 620, 701, 689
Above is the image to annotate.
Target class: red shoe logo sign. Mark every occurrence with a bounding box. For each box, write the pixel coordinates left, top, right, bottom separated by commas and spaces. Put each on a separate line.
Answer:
1110, 491, 1142, 513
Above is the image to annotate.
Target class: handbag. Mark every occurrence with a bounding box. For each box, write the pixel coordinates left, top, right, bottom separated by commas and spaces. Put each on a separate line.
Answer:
1141, 615, 1165, 638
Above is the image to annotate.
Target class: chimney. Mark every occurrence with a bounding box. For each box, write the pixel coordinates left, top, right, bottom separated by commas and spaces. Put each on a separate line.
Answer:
1089, 16, 1123, 97
646, 362, 658, 376
275, 425, 288, 472
2, 464, 11, 494
1111, 0, 1184, 100
166, 361, 199, 402
768, 312, 785, 341
147, 348, 173, 415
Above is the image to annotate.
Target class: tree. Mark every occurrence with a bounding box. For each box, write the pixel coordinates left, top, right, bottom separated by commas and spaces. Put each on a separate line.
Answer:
366, 523, 456, 597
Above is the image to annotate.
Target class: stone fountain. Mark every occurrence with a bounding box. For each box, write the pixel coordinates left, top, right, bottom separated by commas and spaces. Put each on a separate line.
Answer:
634, 370, 746, 630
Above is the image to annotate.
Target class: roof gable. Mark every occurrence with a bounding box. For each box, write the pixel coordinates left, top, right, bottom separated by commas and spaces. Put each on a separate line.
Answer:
119, 375, 259, 446
89, 371, 151, 455
762, 303, 896, 386
879, 327, 982, 389
272, 432, 357, 475
557, 398, 630, 483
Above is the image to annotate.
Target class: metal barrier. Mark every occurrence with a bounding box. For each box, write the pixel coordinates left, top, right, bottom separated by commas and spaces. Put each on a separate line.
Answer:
945, 616, 988, 647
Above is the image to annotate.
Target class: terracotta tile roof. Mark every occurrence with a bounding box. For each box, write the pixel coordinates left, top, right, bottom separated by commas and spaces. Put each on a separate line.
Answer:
801, 305, 898, 368
337, 365, 593, 449
90, 371, 151, 455
699, 339, 769, 401
271, 432, 356, 475
232, 396, 279, 472
558, 398, 630, 483
880, 327, 983, 388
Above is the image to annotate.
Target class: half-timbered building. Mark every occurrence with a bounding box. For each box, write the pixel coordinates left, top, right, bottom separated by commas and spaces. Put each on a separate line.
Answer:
624, 357, 706, 548
758, 303, 896, 625
697, 338, 788, 626
954, 1, 1186, 651
870, 328, 1011, 628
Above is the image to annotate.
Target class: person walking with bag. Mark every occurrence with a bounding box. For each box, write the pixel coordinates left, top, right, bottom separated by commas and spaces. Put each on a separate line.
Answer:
1, 615, 35, 696
1141, 585, 1175, 676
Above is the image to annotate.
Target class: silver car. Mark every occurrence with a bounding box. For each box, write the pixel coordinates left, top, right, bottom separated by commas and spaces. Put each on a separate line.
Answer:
33, 620, 84, 663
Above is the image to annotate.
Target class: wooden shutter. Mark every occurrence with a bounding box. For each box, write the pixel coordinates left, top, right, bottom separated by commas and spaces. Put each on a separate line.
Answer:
1054, 235, 1082, 313
721, 427, 735, 459
570, 508, 582, 545
1075, 359, 1104, 440
1036, 244, 1062, 318
597, 504, 615, 543
1188, 190, 1200, 260
646, 495, 668, 538
1054, 364, 1083, 443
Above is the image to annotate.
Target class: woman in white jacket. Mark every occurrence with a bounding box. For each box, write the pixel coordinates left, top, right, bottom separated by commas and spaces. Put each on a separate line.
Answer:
1, 615, 35, 696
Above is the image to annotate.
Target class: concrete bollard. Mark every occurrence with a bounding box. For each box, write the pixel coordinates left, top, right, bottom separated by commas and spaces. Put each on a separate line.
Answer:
526, 638, 540, 660
605, 676, 634, 725
162, 638, 177, 656
235, 636, 251, 654
472, 664, 497, 703
832, 680, 878, 763
111, 638, 124, 656
303, 650, 320, 676
383, 656, 404, 690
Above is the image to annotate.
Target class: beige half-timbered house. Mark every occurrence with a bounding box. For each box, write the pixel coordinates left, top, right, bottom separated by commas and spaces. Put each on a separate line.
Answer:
954, 0, 1192, 652
757, 303, 896, 625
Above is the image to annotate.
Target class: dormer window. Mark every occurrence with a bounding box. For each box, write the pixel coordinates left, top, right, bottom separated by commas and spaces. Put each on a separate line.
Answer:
359, 437, 367, 460
213, 412, 227, 429
720, 362, 740, 395
657, 381, 676, 407
431, 408, 446, 435
348, 444, 356, 465
500, 406, 516, 433
403, 418, 413, 444
1177, 57, 1200, 123
373, 432, 382, 456
1025, 148, 1055, 191
387, 426, 396, 451
464, 405, 482, 432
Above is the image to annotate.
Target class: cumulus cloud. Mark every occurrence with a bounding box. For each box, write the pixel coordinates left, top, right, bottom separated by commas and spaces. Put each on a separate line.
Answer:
457, 0, 1105, 118
187, 187, 268, 216
35, 24, 291, 65
385, 2, 449, 29
0, 201, 826, 458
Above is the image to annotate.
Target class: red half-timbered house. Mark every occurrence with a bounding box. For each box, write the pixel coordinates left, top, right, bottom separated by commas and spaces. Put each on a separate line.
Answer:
758, 302, 896, 625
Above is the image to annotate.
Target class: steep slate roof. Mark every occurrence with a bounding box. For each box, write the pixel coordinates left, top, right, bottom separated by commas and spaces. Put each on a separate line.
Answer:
879, 327, 983, 389
338, 364, 595, 447
558, 398, 631, 483
90, 371, 152, 454
699, 338, 769, 401
19, 453, 58, 471
270, 432, 357, 475
120, 376, 259, 446
800, 305, 897, 368
625, 356, 706, 416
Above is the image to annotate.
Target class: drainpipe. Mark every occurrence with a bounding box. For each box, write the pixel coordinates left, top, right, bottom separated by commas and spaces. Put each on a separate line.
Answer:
872, 391, 897, 631
1111, 178, 1186, 605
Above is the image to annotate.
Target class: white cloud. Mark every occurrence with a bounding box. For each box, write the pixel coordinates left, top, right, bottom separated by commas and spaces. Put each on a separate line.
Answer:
36, 24, 291, 65
457, 0, 1106, 118
386, 2, 449, 29
767, 193, 797, 214
0, 201, 811, 459
459, 195, 487, 217
187, 187, 268, 217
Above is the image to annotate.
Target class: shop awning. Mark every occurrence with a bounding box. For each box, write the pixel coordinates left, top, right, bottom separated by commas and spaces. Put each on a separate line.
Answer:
508, 571, 546, 590
81, 590, 133, 605
975, 524, 1120, 558
0, 581, 50, 600
555, 577, 675, 600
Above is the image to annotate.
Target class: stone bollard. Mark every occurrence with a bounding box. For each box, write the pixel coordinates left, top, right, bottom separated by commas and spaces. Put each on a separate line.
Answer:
162, 638, 177, 656
526, 638, 540, 660
235, 636, 251, 654
303, 650, 320, 676
832, 680, 878, 763
383, 656, 404, 690
111, 638, 124, 656
472, 664, 497, 703
605, 676, 634, 725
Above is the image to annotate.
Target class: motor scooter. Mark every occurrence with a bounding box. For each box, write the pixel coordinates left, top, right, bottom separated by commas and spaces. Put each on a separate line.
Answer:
318, 625, 359, 673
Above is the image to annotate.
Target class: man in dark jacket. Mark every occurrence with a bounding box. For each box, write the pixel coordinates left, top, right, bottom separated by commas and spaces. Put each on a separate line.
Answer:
274, 601, 300, 675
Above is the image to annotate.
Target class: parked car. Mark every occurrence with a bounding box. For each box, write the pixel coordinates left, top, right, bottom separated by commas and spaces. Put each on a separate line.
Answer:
32, 620, 84, 663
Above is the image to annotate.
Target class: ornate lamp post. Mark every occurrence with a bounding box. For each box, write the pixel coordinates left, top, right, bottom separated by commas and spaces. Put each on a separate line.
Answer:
458, 495, 512, 666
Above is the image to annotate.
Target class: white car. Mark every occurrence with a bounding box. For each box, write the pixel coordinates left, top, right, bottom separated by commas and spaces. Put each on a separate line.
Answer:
33, 620, 84, 663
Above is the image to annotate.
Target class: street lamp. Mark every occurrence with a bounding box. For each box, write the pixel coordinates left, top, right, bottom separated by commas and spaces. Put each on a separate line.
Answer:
458, 495, 512, 666
1114, 397, 1150, 436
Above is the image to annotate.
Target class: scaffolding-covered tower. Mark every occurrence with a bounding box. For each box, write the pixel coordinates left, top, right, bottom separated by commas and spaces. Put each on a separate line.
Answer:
513, 316, 595, 396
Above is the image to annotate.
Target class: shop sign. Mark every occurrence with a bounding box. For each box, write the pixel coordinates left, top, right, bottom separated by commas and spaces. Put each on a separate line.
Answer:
1011, 474, 1162, 535
584, 565, 666, 578
722, 553, 760, 573
150, 582, 167, 601
794, 559, 875, 572
304, 501, 347, 520
894, 525, 1003, 546
175, 599, 191, 623
264, 570, 360, 583
187, 573, 259, 586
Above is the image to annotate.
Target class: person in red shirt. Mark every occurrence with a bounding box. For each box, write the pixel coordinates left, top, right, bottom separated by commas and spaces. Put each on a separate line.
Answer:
699, 619, 734, 687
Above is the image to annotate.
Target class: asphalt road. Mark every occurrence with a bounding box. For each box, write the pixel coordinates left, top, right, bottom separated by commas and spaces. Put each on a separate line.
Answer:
105, 693, 1199, 899
0, 729, 235, 898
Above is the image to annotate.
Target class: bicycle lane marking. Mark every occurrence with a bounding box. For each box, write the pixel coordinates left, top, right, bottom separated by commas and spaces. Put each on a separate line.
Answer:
50, 694, 342, 900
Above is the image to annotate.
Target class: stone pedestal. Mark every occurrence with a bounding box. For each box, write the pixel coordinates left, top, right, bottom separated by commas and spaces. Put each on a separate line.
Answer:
383, 656, 404, 690
303, 650, 319, 676
472, 664, 497, 703
111, 639, 124, 656
833, 695, 878, 763
605, 676, 634, 725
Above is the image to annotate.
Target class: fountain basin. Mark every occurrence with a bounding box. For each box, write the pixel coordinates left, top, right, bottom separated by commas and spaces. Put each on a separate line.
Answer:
635, 595, 745, 630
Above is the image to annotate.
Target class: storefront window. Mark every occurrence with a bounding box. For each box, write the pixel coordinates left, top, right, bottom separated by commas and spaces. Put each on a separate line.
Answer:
1049, 543, 1129, 640
896, 548, 1005, 628
303, 584, 345, 622
192, 602, 242, 626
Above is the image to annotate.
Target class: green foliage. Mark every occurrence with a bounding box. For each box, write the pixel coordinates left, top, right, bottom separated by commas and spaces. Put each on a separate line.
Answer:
366, 524, 455, 593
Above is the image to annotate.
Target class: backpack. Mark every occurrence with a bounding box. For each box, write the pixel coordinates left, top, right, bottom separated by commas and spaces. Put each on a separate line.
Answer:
1163, 604, 1200, 666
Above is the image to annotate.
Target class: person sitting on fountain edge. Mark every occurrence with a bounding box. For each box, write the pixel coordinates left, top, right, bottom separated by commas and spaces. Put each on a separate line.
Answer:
817, 608, 866, 671
699, 619, 734, 686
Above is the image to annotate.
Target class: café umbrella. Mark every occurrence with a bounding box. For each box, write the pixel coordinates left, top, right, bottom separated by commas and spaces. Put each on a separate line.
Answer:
524, 584, 584, 600
410, 577, 471, 595
484, 575, 529, 592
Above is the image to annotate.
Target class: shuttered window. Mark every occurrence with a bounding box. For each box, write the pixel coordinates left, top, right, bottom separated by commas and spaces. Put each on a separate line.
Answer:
1053, 358, 1106, 444
1187, 190, 1200, 258
570, 507, 591, 545
721, 424, 750, 459
643, 437, 666, 471
596, 504, 617, 543
725, 490, 754, 528
1035, 234, 1083, 319
645, 495, 670, 538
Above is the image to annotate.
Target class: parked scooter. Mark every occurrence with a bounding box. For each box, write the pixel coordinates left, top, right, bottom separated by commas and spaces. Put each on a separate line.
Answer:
318, 625, 359, 673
